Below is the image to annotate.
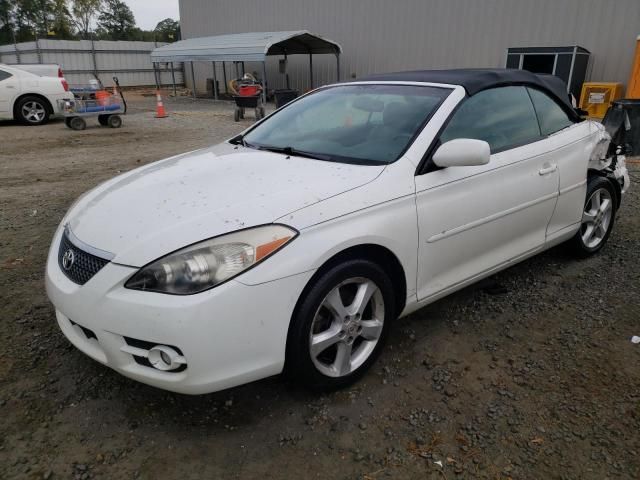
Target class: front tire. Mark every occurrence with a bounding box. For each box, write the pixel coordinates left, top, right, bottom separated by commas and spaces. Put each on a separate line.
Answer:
570, 176, 616, 257
16, 96, 50, 125
286, 259, 396, 390
68, 116, 86, 131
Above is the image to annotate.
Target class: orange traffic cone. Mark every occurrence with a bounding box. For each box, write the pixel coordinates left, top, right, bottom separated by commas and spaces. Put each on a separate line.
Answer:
155, 90, 168, 118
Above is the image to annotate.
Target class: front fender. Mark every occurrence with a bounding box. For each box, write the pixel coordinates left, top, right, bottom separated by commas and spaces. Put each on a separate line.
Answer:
237, 157, 418, 294
236, 193, 419, 299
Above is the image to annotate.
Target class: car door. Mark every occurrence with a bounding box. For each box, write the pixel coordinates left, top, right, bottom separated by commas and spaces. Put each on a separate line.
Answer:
414, 86, 560, 301
0, 67, 19, 118
526, 87, 592, 241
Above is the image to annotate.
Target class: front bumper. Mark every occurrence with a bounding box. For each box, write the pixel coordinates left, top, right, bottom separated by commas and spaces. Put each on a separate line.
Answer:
45, 228, 314, 394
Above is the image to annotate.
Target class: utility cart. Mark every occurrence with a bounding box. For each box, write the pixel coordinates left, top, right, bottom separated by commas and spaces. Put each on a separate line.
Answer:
231, 78, 265, 122
233, 94, 265, 122
59, 96, 124, 130
60, 77, 127, 130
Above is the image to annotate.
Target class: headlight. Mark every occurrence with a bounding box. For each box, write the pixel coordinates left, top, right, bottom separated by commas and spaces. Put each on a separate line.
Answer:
125, 224, 297, 294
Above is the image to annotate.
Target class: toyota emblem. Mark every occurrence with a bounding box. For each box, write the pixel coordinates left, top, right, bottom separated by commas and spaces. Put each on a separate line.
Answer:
62, 249, 75, 270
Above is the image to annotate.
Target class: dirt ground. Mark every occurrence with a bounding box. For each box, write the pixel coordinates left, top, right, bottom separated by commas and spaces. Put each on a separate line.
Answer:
1, 93, 639, 480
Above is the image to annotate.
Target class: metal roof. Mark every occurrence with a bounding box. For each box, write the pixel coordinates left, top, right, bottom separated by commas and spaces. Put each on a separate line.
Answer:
150, 30, 342, 63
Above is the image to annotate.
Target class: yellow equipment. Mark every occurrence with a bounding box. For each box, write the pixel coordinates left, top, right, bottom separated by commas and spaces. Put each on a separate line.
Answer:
579, 82, 625, 119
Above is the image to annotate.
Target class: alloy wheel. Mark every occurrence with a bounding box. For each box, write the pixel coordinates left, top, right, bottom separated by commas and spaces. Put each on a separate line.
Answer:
22, 101, 46, 123
581, 187, 613, 249
309, 277, 385, 378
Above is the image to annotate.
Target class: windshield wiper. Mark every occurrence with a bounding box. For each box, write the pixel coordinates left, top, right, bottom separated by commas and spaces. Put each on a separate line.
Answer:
253, 145, 333, 161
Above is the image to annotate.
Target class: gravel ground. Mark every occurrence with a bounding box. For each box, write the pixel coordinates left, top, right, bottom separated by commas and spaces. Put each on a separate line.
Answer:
1, 93, 639, 480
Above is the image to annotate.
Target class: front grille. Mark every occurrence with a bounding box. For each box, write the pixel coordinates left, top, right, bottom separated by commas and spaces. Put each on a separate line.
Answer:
58, 231, 109, 285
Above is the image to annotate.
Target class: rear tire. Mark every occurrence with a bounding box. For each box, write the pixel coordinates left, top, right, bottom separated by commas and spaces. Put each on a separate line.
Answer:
233, 108, 240, 122
570, 176, 616, 257
286, 259, 395, 391
107, 115, 122, 128
16, 96, 50, 125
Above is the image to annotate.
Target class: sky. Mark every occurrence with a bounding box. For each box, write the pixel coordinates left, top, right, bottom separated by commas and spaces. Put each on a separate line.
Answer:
124, 0, 180, 30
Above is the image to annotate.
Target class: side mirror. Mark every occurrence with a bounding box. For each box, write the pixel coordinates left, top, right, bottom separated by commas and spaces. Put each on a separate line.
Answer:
432, 139, 491, 168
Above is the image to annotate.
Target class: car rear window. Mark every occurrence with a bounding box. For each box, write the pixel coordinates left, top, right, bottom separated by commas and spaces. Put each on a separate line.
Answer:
527, 87, 575, 136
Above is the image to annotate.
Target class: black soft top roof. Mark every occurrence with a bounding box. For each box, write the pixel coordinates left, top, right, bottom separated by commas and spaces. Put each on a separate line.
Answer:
359, 68, 580, 120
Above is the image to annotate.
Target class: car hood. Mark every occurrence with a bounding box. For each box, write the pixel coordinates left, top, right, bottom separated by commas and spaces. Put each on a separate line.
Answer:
66, 143, 384, 266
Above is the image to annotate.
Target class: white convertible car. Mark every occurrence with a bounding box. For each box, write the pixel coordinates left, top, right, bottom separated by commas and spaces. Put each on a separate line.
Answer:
46, 69, 629, 394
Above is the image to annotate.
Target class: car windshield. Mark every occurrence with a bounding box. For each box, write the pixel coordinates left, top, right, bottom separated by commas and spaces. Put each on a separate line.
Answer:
242, 84, 451, 165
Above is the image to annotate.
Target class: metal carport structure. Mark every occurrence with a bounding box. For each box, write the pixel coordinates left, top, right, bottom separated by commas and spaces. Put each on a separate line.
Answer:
150, 31, 342, 102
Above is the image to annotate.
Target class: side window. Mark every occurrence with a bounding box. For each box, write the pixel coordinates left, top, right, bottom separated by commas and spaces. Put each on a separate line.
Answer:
527, 87, 574, 136
440, 86, 541, 153
0, 70, 12, 82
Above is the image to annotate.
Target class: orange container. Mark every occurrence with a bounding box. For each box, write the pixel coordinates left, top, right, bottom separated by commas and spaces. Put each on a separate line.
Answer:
238, 85, 261, 96
95, 90, 110, 106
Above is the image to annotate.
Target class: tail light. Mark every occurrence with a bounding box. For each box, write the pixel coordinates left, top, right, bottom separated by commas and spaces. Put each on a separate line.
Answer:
61, 79, 69, 92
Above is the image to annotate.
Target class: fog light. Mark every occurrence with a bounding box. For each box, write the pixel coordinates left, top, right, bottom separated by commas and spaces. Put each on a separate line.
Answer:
148, 345, 186, 371
160, 351, 171, 365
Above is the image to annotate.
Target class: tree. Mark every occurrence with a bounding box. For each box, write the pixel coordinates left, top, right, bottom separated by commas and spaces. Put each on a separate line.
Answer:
154, 17, 179, 43
71, 0, 100, 39
0, 0, 16, 45
13, 0, 56, 40
0, 0, 75, 43
49, 0, 74, 39
96, 0, 134, 40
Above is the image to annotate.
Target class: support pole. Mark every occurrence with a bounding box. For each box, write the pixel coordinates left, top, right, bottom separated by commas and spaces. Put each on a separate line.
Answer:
11, 28, 21, 64
212, 61, 218, 101
153, 62, 160, 89
309, 53, 313, 89
35, 38, 42, 64
284, 52, 289, 89
170, 62, 177, 96
222, 62, 228, 95
336, 53, 341, 82
90, 34, 98, 79
190, 61, 196, 99
261, 61, 267, 104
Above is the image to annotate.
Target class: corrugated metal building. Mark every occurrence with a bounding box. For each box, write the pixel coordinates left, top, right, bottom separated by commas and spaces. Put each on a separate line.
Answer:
0, 39, 183, 87
179, 0, 640, 95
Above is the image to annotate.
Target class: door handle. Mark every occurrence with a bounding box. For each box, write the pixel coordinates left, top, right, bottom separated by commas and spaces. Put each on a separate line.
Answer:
538, 164, 557, 176
6, 85, 15, 89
